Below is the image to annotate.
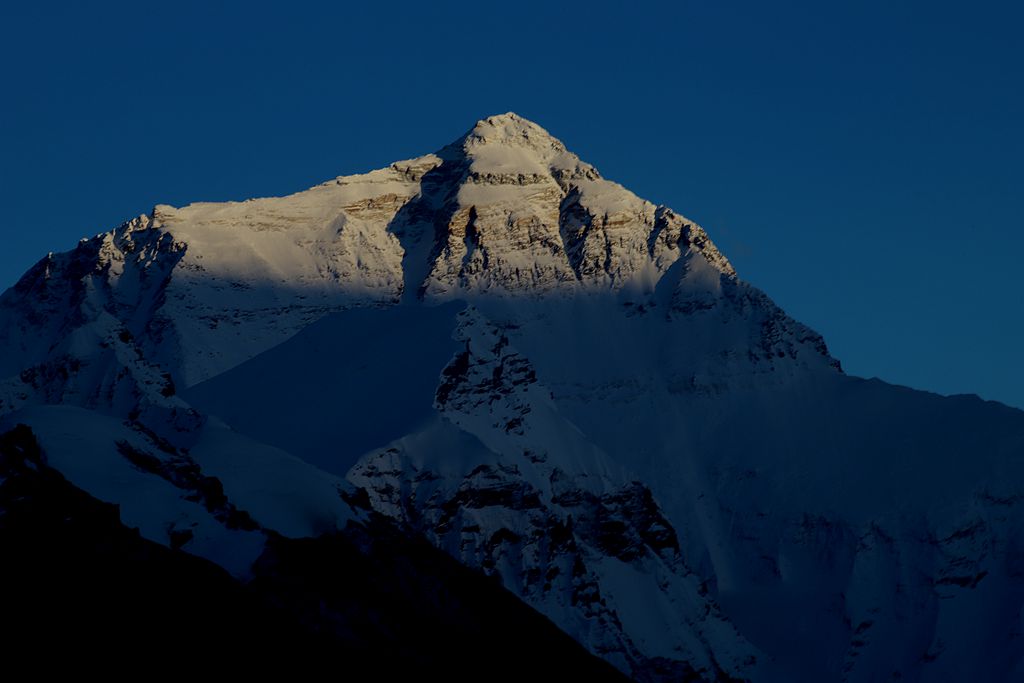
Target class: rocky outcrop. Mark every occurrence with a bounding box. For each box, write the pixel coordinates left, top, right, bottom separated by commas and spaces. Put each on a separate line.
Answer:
350, 308, 760, 681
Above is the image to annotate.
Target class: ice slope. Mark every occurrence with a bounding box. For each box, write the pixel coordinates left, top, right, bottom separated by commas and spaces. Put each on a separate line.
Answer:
0, 112, 1022, 681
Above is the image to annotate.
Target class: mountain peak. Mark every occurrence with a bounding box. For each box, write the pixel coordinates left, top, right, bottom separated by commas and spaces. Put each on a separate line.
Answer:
437, 112, 584, 177
1, 112, 1019, 683
0, 113, 754, 385
465, 112, 563, 149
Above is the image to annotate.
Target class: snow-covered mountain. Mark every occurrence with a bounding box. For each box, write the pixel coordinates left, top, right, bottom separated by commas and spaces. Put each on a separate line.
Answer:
2, 113, 1022, 681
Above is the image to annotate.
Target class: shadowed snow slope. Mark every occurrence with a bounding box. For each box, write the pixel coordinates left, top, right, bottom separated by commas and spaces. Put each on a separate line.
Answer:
184, 301, 463, 474
0, 113, 1022, 682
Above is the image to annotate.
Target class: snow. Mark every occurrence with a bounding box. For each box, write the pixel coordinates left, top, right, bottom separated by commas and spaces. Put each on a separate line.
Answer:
185, 301, 464, 476
147, 162, 425, 385
0, 405, 265, 576
596, 556, 701, 660
1, 112, 1023, 681
189, 418, 358, 538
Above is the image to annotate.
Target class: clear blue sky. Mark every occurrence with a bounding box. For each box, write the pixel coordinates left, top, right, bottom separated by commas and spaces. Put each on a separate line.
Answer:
2, 1, 1021, 408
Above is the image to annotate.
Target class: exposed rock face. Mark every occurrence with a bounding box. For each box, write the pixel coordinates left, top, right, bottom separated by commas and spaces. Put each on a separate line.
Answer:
1, 113, 1023, 682
350, 308, 758, 680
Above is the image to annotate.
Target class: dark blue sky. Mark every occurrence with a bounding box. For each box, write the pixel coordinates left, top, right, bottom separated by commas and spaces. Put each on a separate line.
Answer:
2, 1, 1021, 408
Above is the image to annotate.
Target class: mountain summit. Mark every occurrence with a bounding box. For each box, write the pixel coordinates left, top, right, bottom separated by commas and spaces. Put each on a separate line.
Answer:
0, 112, 815, 389
1, 115, 1022, 681
455, 111, 577, 158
